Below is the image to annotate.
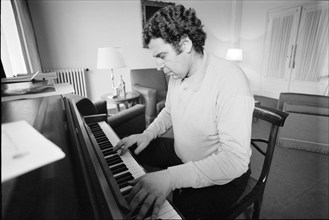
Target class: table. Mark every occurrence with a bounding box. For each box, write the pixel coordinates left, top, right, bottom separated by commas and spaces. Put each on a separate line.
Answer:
101, 91, 140, 112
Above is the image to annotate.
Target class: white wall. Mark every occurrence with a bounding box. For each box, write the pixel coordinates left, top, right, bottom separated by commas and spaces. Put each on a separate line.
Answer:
28, 0, 239, 102
28, 0, 316, 102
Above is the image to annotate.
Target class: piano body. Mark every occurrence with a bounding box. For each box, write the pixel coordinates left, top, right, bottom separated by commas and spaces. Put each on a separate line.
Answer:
2, 95, 182, 219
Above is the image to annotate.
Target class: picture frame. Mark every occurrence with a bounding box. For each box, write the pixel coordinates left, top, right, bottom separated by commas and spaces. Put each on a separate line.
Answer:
141, 0, 174, 47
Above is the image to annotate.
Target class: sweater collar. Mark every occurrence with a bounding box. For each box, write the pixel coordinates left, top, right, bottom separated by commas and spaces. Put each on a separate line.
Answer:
181, 51, 209, 92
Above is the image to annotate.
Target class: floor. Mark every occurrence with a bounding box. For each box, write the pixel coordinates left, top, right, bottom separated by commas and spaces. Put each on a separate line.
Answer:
249, 96, 329, 219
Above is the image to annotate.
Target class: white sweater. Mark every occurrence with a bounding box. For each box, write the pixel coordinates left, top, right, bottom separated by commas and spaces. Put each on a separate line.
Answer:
144, 52, 254, 189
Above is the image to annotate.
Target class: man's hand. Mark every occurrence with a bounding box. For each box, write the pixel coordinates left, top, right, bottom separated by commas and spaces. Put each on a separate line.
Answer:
128, 170, 172, 219
113, 132, 153, 155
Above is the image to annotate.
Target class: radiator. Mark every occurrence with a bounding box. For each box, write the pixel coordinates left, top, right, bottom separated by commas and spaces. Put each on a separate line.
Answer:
43, 68, 88, 97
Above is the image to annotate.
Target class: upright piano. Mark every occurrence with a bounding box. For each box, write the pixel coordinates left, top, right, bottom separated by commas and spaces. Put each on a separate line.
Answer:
2, 95, 182, 219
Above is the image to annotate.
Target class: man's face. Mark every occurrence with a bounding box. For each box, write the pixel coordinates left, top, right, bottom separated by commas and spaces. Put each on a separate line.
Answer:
148, 38, 191, 79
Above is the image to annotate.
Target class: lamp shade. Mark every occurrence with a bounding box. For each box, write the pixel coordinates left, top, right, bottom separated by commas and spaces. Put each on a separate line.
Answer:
97, 47, 126, 69
225, 48, 243, 61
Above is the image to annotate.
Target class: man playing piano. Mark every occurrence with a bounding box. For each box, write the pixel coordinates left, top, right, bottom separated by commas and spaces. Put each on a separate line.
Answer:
114, 4, 254, 219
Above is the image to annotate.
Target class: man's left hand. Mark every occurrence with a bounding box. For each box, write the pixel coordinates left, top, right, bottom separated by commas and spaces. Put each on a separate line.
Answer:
128, 170, 172, 219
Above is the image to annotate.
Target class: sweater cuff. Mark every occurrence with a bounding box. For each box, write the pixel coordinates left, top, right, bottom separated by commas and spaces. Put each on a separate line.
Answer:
142, 129, 156, 140
167, 161, 196, 190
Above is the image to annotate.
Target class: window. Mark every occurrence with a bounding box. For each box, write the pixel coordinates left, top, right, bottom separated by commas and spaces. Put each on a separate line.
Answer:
1, 0, 27, 76
1, 0, 41, 77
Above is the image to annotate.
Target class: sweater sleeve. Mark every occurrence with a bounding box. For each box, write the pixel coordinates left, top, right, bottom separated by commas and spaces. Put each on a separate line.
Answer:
168, 94, 254, 189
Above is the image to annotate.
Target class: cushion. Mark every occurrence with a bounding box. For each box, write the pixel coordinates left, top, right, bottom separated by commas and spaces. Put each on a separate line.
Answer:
284, 102, 329, 117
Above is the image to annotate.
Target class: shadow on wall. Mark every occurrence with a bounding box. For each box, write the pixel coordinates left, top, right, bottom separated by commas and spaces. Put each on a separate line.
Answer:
205, 29, 231, 59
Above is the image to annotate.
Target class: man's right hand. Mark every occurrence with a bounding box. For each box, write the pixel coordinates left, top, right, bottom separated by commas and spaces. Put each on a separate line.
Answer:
113, 132, 154, 155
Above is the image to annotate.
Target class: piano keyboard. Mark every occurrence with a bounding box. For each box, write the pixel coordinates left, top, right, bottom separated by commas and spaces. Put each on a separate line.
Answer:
88, 121, 182, 220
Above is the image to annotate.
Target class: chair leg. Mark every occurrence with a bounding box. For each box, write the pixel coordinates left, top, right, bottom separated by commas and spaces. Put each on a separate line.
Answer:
252, 198, 263, 219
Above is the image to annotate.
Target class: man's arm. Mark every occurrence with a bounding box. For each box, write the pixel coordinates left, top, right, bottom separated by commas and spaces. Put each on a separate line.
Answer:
143, 105, 172, 138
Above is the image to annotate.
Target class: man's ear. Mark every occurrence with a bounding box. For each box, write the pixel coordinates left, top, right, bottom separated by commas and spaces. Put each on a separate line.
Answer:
180, 36, 193, 54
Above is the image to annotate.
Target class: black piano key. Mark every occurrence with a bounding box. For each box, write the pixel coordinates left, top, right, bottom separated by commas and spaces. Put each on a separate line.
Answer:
97, 140, 111, 146
92, 130, 103, 135
109, 162, 125, 170
106, 154, 121, 161
111, 164, 128, 175
114, 171, 132, 183
99, 141, 112, 147
106, 153, 120, 159
95, 136, 108, 142
107, 156, 122, 166
122, 187, 132, 198
102, 149, 116, 156
117, 175, 134, 188
99, 143, 113, 150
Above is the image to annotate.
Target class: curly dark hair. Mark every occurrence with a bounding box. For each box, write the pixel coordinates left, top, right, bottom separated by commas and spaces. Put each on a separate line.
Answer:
143, 4, 207, 54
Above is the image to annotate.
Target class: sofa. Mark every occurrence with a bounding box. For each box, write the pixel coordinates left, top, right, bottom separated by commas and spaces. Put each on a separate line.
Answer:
277, 92, 329, 154
130, 68, 169, 126
71, 94, 146, 138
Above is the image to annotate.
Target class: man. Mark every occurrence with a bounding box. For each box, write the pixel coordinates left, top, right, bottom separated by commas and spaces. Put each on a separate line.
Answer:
114, 4, 254, 219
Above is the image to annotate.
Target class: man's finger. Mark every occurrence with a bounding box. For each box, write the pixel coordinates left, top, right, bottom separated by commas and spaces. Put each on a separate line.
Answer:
134, 142, 147, 155
129, 188, 147, 212
151, 196, 165, 220
113, 138, 126, 151
119, 145, 130, 155
137, 194, 156, 219
127, 179, 143, 202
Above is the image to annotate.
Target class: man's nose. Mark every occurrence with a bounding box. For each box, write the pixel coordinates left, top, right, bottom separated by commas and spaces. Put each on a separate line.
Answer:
156, 59, 165, 71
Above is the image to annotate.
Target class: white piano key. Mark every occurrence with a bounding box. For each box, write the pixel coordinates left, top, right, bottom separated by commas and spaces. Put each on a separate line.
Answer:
120, 185, 132, 193
158, 201, 172, 216
160, 209, 179, 219
99, 121, 120, 146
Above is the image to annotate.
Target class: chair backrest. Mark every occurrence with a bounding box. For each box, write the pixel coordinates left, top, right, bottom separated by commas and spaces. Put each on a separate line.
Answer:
224, 105, 289, 219
252, 105, 288, 183
130, 68, 168, 91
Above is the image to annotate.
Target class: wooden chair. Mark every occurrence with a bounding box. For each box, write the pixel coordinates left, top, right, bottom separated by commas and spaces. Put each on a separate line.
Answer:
226, 105, 288, 219
200, 105, 289, 219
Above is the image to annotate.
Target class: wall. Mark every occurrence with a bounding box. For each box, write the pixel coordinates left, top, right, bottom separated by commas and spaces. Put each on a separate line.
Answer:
28, 0, 318, 102
28, 0, 236, 102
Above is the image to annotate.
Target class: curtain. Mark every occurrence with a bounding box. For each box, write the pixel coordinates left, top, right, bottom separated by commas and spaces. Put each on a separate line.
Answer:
265, 14, 294, 79
11, 0, 42, 73
294, 6, 329, 81
263, 7, 300, 80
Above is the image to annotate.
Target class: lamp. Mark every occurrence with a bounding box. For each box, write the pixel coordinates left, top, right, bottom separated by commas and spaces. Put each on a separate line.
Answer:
225, 48, 243, 61
97, 47, 126, 96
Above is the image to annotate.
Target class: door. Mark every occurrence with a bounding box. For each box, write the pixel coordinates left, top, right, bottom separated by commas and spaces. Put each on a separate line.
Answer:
261, 2, 329, 98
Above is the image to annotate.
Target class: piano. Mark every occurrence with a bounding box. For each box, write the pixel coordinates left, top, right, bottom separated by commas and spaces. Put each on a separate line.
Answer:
2, 95, 183, 219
